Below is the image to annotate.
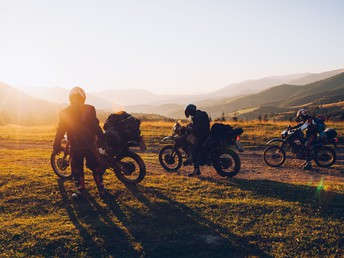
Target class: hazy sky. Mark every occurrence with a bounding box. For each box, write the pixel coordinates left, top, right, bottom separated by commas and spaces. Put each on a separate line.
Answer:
1, 0, 343, 94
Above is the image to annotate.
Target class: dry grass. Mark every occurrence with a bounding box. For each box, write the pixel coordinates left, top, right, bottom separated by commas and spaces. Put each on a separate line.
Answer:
0, 121, 343, 257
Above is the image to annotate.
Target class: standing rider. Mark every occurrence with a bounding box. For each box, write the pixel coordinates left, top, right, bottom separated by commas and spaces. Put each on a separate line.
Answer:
184, 104, 210, 176
53, 87, 106, 199
293, 108, 317, 170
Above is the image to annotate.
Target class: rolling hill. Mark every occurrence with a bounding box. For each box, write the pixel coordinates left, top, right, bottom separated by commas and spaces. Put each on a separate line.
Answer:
200, 72, 344, 120
2, 68, 344, 124
288, 68, 344, 85
118, 69, 344, 117
0, 83, 62, 125
18, 69, 344, 110
20, 86, 117, 110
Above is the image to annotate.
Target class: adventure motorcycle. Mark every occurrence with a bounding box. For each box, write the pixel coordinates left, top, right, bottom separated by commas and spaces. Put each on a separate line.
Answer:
51, 135, 147, 184
263, 126, 338, 168
159, 122, 244, 177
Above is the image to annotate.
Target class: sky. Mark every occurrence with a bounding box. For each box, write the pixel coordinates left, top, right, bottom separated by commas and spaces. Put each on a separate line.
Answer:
1, 0, 343, 94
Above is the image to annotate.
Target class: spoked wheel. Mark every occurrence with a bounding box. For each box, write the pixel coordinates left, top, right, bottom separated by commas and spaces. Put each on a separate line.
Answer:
212, 149, 241, 178
158, 145, 182, 172
50, 151, 73, 179
263, 146, 286, 167
314, 147, 336, 168
113, 151, 146, 184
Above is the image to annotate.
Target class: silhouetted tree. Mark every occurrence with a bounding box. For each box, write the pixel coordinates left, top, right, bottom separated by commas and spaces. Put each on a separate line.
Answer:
221, 111, 226, 122
232, 111, 238, 122
258, 114, 262, 122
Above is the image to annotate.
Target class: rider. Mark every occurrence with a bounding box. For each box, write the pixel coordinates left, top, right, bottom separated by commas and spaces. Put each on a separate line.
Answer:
293, 108, 317, 170
53, 87, 106, 199
184, 104, 210, 176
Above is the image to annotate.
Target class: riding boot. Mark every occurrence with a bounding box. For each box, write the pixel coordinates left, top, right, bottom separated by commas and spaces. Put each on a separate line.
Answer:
72, 176, 87, 199
93, 170, 106, 198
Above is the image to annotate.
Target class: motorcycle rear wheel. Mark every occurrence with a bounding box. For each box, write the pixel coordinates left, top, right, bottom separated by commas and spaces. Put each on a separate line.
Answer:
50, 151, 73, 179
212, 149, 241, 178
112, 151, 146, 184
158, 145, 182, 172
313, 147, 336, 168
263, 146, 286, 167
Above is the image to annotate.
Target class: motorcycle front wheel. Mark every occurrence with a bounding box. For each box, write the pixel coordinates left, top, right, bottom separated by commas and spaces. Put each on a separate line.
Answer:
212, 149, 241, 178
50, 151, 73, 179
158, 145, 182, 172
112, 151, 146, 184
313, 147, 336, 168
263, 146, 286, 167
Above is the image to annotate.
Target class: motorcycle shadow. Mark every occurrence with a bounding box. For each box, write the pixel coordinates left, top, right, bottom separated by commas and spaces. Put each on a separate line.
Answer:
101, 183, 273, 258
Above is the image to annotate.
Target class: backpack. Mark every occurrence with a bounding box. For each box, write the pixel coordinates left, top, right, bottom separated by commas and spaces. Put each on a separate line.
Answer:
314, 116, 326, 133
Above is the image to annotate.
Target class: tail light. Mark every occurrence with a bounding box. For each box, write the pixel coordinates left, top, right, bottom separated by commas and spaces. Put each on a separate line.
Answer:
236, 135, 241, 141
334, 138, 339, 143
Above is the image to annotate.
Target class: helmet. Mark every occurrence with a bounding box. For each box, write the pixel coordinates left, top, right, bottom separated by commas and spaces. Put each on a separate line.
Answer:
69, 87, 86, 104
296, 108, 308, 121
185, 104, 197, 118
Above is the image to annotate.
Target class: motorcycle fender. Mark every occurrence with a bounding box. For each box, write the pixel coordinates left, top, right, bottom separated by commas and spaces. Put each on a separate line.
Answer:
267, 138, 286, 145
235, 141, 244, 152
161, 136, 174, 143
138, 138, 147, 152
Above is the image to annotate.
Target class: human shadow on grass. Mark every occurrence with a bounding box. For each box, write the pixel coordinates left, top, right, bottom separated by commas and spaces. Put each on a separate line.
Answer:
102, 183, 272, 258
200, 176, 344, 219
57, 179, 143, 258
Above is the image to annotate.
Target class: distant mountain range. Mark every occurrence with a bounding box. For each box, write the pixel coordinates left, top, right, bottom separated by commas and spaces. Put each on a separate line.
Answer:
0, 83, 62, 125
118, 69, 344, 119
197, 71, 344, 120
17, 69, 344, 109
1, 68, 344, 124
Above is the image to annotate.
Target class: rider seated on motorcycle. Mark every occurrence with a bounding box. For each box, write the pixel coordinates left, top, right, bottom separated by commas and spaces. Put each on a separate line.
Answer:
53, 87, 107, 199
184, 104, 210, 176
292, 108, 317, 170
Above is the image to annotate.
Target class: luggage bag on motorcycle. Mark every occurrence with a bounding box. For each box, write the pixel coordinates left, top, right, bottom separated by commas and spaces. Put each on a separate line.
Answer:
104, 111, 142, 155
211, 123, 233, 138
211, 123, 243, 140
104, 111, 141, 139
104, 126, 125, 156
324, 128, 337, 138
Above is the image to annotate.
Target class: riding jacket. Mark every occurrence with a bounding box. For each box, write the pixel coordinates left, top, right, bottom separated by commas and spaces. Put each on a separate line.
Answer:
192, 110, 210, 138
53, 104, 104, 151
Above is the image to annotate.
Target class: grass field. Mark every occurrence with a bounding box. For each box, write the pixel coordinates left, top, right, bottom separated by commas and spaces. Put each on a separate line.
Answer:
0, 121, 343, 257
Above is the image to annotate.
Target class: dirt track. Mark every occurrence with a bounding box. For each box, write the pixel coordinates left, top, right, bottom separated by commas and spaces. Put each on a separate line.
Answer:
147, 147, 344, 185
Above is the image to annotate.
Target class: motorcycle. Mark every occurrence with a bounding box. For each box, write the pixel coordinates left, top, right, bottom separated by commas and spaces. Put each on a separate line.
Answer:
158, 122, 244, 177
263, 126, 338, 168
51, 135, 147, 185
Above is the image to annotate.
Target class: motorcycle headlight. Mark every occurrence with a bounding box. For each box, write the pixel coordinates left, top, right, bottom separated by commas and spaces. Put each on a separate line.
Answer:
281, 130, 287, 139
